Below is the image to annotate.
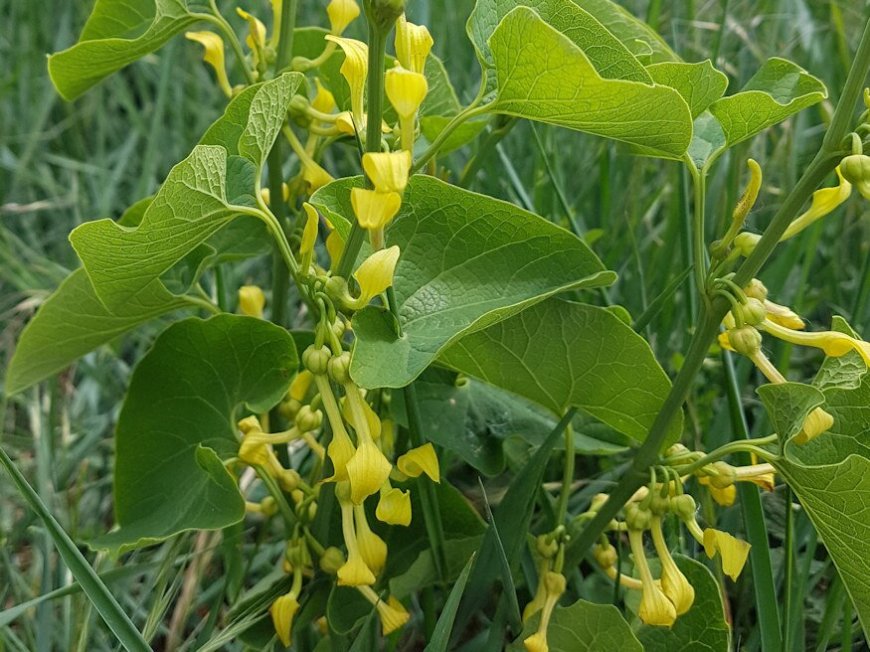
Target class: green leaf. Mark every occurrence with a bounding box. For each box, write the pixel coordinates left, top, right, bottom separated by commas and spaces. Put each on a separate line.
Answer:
48, 0, 202, 101
508, 599, 642, 651
686, 111, 727, 170
420, 116, 488, 154
646, 60, 728, 118
70, 73, 302, 312
757, 381, 826, 444
760, 322, 870, 637
5, 270, 189, 395
93, 314, 297, 552
708, 57, 827, 148
440, 299, 681, 445
456, 411, 571, 630
310, 176, 614, 389
0, 448, 151, 652
579, 0, 678, 63
488, 7, 693, 159
388, 537, 481, 600
467, 0, 652, 83
423, 555, 475, 652
635, 556, 731, 651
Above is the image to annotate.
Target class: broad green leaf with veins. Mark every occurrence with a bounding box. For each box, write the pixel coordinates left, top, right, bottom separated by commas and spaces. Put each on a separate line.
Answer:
48, 0, 202, 101
580, 0, 678, 63
646, 60, 728, 118
686, 58, 827, 167
439, 298, 681, 445
4, 270, 189, 396
468, 0, 651, 82
70, 73, 302, 312
310, 176, 615, 389
758, 319, 870, 637
93, 315, 297, 552
488, 8, 693, 159
508, 599, 642, 651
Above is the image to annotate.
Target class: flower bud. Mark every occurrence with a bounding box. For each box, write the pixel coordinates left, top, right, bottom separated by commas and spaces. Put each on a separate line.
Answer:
328, 352, 352, 384
238, 285, 266, 318
593, 542, 617, 568
624, 503, 651, 531
728, 325, 762, 356
295, 405, 324, 432
320, 546, 346, 574
839, 153, 870, 199
741, 298, 767, 326
364, 0, 405, 32
535, 534, 558, 559
743, 278, 768, 301
707, 461, 737, 489
670, 494, 697, 521
302, 345, 332, 375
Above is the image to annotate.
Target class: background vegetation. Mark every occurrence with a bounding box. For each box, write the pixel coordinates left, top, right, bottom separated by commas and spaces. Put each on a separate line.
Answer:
1, 0, 868, 649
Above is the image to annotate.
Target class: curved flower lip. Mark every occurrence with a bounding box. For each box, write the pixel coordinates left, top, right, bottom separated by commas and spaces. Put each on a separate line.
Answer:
353, 245, 401, 304
385, 66, 429, 119
362, 151, 412, 195
351, 188, 402, 231
325, 36, 368, 123
184, 32, 232, 97
702, 528, 751, 581
396, 442, 441, 482
327, 0, 361, 35
376, 486, 412, 525
270, 593, 300, 647
395, 14, 434, 74
345, 439, 392, 504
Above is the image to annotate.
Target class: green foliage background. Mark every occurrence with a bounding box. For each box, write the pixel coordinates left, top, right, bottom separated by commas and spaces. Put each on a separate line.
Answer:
1, 0, 869, 650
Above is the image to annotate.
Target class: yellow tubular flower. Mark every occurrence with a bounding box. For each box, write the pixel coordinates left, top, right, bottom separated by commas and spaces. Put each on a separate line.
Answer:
238, 430, 274, 467
337, 487, 376, 586
376, 483, 412, 525
301, 203, 320, 258
523, 572, 565, 652
353, 245, 401, 304
628, 528, 676, 627
184, 32, 232, 97
760, 318, 870, 366
702, 529, 751, 581
289, 370, 313, 402
342, 396, 383, 440
346, 439, 393, 504
396, 443, 441, 482
395, 14, 433, 74
326, 230, 345, 270
327, 0, 361, 35
781, 166, 852, 240
236, 8, 267, 67
270, 592, 300, 647
238, 285, 266, 318
357, 586, 410, 635
700, 479, 737, 507
353, 504, 387, 576
324, 36, 368, 128
363, 150, 412, 195
795, 407, 835, 444
315, 375, 357, 481
385, 66, 428, 151
351, 188, 402, 231
763, 300, 805, 330
303, 159, 334, 193
269, 0, 282, 46
385, 67, 428, 119
650, 517, 694, 615
733, 463, 776, 491
312, 78, 337, 114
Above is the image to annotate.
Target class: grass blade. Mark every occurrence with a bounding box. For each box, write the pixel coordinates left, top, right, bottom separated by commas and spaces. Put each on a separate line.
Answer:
0, 445, 151, 652
423, 555, 475, 652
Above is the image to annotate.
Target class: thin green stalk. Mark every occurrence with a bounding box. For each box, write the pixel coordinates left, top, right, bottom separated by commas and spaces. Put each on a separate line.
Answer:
335, 17, 390, 280
267, 0, 299, 327
685, 158, 709, 313
783, 485, 795, 650
275, 0, 298, 72
0, 447, 151, 652
555, 421, 575, 526
723, 349, 782, 651
458, 115, 516, 188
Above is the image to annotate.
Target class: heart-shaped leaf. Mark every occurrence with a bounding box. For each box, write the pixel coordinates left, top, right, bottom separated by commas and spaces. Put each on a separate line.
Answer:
646, 60, 728, 118
310, 176, 615, 389
488, 7, 693, 158
440, 298, 681, 445
70, 73, 302, 312
49, 0, 202, 101
93, 314, 297, 552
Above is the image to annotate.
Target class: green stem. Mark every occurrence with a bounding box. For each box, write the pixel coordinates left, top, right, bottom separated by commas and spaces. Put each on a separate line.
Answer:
412, 103, 492, 175
565, 15, 870, 569
783, 484, 795, 650
686, 158, 709, 311
199, 10, 255, 86
459, 115, 517, 188
555, 421, 575, 526
267, 145, 291, 327
334, 18, 390, 280
722, 349, 782, 652
275, 0, 298, 72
